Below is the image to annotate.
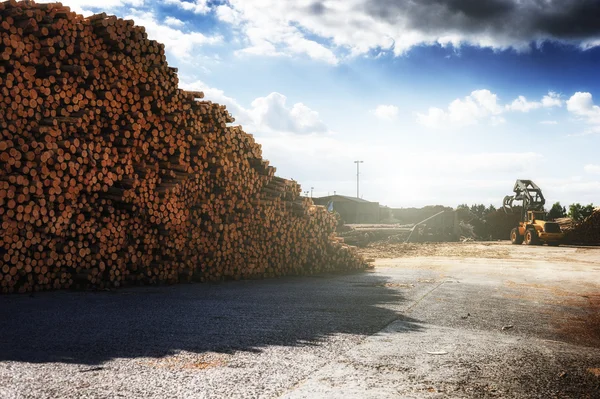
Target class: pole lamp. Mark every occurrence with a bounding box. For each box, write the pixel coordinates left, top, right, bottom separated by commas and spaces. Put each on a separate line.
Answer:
354, 160, 363, 198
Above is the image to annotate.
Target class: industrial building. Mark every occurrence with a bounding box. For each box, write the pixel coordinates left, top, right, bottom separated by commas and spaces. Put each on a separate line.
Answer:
313, 195, 381, 224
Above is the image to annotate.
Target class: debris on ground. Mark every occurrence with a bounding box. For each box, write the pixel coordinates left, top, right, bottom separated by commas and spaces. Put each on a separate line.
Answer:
587, 368, 600, 377
357, 241, 511, 260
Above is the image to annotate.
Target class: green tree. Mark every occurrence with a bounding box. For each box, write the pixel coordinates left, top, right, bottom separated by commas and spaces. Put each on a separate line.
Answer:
568, 203, 595, 221
470, 204, 486, 219
457, 204, 499, 218
568, 203, 582, 221
548, 202, 566, 219
581, 203, 595, 220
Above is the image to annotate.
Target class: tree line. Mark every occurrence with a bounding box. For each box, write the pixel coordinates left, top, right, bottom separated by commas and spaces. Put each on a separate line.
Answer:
457, 202, 595, 222
547, 202, 595, 221
456, 204, 497, 219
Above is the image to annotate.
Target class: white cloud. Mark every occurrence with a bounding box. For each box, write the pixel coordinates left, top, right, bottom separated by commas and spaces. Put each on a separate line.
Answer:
372, 105, 399, 120
250, 93, 328, 133
507, 95, 543, 112
232, 17, 339, 64
417, 89, 503, 128
180, 80, 328, 135
215, 4, 243, 24
542, 91, 563, 108
208, 1, 600, 64
35, 0, 144, 15
566, 92, 600, 135
163, 0, 209, 14
584, 164, 600, 175
164, 16, 185, 27
507, 91, 563, 112
567, 92, 593, 115
540, 120, 558, 125
289, 102, 327, 133
419, 90, 564, 129
285, 35, 338, 65
42, 1, 600, 64
125, 10, 221, 60
567, 92, 600, 119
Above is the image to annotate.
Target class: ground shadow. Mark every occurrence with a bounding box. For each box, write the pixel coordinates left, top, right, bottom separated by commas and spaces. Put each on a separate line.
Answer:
0, 271, 423, 365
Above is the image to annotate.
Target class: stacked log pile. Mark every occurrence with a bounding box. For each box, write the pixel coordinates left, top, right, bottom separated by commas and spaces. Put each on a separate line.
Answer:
0, 1, 367, 293
555, 217, 574, 232
338, 226, 412, 247
559, 209, 600, 245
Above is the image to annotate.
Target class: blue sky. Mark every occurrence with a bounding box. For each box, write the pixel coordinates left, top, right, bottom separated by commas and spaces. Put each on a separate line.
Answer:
48, 0, 600, 207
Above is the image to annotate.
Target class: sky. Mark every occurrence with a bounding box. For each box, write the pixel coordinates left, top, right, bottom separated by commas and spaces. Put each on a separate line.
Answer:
41, 0, 600, 208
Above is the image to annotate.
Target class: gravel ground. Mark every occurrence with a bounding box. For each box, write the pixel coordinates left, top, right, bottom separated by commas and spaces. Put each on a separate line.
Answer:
1, 242, 599, 398
0, 272, 412, 399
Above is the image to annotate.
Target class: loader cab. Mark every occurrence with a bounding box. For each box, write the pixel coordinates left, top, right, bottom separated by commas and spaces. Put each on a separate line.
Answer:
527, 211, 546, 223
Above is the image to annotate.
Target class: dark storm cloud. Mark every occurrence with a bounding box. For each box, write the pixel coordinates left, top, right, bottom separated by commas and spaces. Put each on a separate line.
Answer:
363, 0, 600, 42
308, 2, 327, 15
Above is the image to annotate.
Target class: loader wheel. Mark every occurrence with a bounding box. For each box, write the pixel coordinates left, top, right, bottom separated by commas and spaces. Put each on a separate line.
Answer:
524, 228, 539, 245
510, 228, 523, 245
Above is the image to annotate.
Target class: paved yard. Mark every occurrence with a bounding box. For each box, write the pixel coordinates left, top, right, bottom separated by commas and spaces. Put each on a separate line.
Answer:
1, 242, 599, 398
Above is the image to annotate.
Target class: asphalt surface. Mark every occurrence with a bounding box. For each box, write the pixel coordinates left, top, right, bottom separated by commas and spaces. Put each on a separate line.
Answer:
1, 242, 599, 398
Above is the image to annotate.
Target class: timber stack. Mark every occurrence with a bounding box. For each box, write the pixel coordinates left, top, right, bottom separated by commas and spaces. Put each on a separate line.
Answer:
560, 208, 600, 245
0, 1, 367, 293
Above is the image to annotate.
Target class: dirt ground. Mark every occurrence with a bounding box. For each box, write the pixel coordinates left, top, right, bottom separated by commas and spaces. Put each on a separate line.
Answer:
358, 241, 600, 350
358, 240, 598, 261
1, 241, 599, 398
359, 241, 512, 260
290, 241, 600, 398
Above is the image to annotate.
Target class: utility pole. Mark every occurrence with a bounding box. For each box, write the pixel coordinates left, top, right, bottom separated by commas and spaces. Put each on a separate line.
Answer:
354, 160, 363, 198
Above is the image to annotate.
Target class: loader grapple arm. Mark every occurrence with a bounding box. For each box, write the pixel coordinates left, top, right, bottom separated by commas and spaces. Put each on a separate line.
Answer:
503, 179, 546, 218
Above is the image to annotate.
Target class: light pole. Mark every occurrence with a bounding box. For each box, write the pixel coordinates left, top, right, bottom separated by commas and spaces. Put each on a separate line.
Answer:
310, 187, 314, 198
354, 160, 363, 198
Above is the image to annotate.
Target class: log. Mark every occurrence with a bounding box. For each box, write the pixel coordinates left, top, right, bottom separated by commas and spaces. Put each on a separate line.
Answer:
0, 1, 368, 293
562, 209, 600, 245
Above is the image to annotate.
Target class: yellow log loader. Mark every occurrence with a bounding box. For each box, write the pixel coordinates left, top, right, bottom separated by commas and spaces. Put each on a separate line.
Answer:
503, 179, 564, 246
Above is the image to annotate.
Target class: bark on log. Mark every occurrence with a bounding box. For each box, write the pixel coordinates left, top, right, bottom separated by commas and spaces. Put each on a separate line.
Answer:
0, 1, 368, 293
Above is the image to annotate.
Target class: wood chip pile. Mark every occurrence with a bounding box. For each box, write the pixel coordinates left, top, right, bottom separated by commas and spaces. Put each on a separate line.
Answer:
0, 1, 367, 293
